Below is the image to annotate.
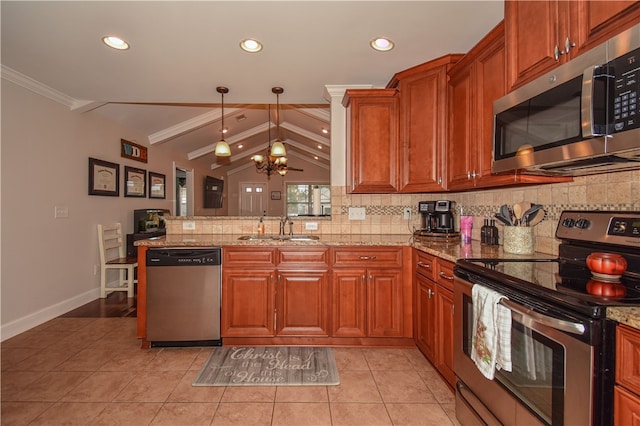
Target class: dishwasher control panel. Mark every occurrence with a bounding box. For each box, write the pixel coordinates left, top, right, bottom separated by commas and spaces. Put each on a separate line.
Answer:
146, 248, 221, 266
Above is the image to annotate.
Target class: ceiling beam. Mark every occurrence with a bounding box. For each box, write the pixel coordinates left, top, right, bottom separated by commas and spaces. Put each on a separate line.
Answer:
188, 121, 271, 160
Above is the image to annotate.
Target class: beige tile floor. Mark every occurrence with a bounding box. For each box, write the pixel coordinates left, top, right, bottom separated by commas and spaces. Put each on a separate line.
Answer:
1, 317, 460, 425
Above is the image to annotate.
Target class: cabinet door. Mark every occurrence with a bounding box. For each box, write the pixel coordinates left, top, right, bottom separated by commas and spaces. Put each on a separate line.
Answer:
415, 274, 437, 362
221, 269, 275, 337
436, 287, 456, 388
447, 63, 474, 190
343, 89, 399, 193
505, 0, 567, 90
614, 385, 640, 426
331, 268, 367, 337
275, 270, 330, 336
367, 268, 403, 337
398, 66, 448, 192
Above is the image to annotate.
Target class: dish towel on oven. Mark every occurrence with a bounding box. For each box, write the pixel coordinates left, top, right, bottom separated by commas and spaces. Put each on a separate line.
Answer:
471, 284, 512, 380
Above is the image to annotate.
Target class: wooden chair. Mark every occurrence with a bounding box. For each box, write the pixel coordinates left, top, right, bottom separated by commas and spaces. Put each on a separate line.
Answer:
97, 223, 137, 298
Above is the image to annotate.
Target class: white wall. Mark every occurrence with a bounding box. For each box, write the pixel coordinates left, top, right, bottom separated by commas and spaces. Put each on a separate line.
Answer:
0, 80, 212, 339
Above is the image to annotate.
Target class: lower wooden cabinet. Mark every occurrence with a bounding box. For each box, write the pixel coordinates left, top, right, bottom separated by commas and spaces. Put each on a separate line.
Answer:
414, 249, 456, 388
222, 246, 329, 338
331, 267, 404, 337
222, 245, 411, 344
615, 324, 640, 425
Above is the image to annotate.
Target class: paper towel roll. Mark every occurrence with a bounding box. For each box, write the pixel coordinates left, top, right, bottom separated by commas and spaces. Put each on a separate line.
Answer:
312, 186, 322, 215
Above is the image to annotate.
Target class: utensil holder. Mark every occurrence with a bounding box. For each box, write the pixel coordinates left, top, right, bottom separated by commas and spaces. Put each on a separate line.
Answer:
503, 226, 534, 254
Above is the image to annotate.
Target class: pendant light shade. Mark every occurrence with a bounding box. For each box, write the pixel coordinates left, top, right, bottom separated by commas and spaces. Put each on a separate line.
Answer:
270, 141, 286, 157
270, 87, 286, 157
214, 86, 231, 157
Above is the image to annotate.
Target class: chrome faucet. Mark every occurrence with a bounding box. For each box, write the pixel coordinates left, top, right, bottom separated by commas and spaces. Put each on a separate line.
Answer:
279, 216, 293, 236
279, 216, 289, 236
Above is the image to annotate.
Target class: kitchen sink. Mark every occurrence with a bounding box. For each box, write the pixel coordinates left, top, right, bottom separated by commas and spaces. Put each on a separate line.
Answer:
238, 235, 320, 241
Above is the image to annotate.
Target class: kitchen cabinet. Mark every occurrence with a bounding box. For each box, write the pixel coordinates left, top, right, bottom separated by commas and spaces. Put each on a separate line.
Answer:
275, 248, 330, 336
331, 247, 407, 337
387, 54, 463, 192
221, 247, 277, 337
413, 249, 456, 389
615, 324, 640, 425
342, 89, 399, 193
505, 0, 640, 90
222, 246, 330, 337
447, 22, 572, 190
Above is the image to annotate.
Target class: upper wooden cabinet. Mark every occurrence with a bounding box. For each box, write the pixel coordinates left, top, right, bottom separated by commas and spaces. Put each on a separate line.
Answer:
388, 54, 463, 193
505, 0, 640, 90
342, 89, 399, 193
448, 22, 572, 190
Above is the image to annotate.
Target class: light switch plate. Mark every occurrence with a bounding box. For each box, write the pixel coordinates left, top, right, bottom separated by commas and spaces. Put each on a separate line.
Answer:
348, 207, 366, 220
305, 222, 318, 231
54, 205, 69, 218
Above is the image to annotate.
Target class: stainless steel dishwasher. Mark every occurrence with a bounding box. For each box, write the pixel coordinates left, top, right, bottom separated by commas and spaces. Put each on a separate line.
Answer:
146, 247, 222, 347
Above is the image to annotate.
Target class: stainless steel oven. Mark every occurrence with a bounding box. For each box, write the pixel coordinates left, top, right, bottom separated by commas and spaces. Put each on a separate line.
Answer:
453, 211, 640, 426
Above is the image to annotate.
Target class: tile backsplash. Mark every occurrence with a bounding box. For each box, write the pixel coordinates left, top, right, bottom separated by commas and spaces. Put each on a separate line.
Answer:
166, 169, 639, 255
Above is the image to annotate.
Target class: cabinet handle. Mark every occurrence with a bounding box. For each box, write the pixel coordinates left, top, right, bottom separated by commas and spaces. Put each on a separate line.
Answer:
428, 288, 433, 298
554, 44, 564, 61
358, 256, 377, 260
369, 274, 373, 282
417, 261, 431, 270
438, 177, 442, 185
439, 271, 454, 281
565, 37, 576, 55
362, 274, 366, 283
467, 170, 477, 179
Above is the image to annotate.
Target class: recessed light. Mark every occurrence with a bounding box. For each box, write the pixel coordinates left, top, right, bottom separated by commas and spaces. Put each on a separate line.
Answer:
370, 37, 394, 52
240, 38, 263, 53
314, 156, 319, 160
237, 144, 244, 149
219, 127, 228, 134
317, 144, 323, 149
321, 128, 329, 134
102, 36, 129, 50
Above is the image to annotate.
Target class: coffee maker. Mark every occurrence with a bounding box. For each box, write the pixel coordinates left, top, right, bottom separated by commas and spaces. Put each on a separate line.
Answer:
434, 200, 455, 232
418, 201, 437, 231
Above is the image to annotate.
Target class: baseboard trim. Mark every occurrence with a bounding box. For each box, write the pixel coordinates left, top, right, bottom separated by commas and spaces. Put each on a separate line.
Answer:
1, 288, 101, 341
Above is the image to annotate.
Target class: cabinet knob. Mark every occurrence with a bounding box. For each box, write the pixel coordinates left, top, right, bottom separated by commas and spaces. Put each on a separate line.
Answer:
565, 37, 576, 55
554, 45, 565, 61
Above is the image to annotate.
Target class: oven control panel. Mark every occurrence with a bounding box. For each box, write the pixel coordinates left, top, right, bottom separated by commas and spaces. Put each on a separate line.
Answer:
556, 211, 640, 247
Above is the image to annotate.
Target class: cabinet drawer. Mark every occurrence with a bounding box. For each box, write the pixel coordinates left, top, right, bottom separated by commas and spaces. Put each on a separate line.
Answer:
617, 324, 640, 394
436, 258, 455, 291
222, 247, 277, 267
278, 247, 329, 269
414, 250, 435, 280
332, 247, 403, 268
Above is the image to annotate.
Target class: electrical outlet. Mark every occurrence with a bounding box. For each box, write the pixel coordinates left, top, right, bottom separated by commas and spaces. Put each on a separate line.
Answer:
305, 222, 318, 231
182, 220, 196, 231
348, 207, 366, 220
403, 208, 412, 220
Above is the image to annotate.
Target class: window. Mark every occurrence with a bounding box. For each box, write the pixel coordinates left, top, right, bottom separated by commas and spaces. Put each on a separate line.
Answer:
286, 184, 331, 216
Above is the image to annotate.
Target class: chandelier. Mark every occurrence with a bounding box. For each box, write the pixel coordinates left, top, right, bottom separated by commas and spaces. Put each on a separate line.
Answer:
252, 87, 289, 177
214, 86, 231, 157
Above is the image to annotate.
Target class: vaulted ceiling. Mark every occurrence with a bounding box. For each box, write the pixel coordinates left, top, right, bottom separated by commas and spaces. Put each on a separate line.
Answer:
1, 1, 504, 171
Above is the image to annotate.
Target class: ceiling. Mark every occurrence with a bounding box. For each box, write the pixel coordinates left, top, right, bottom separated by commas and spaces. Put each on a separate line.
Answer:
1, 1, 504, 171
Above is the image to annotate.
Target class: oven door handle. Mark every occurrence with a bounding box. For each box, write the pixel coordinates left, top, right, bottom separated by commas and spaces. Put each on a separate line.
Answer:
499, 298, 586, 335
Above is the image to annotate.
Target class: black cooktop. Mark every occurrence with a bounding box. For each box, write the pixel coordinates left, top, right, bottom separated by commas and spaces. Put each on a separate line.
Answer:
456, 255, 640, 319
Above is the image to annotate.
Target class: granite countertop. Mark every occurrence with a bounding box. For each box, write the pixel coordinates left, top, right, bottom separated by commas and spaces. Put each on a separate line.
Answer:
135, 233, 640, 330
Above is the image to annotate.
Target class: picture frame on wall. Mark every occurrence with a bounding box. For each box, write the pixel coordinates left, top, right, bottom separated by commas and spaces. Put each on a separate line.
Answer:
271, 191, 281, 200
149, 172, 166, 199
88, 157, 119, 196
124, 166, 146, 197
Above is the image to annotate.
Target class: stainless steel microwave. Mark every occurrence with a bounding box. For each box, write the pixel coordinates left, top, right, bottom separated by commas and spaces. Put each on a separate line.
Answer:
493, 24, 640, 176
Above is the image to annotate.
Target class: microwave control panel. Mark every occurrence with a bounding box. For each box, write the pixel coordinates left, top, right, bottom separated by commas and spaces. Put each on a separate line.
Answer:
611, 47, 640, 133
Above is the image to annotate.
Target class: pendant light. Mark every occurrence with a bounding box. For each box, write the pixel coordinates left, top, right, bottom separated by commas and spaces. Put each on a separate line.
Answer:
270, 87, 287, 157
214, 86, 231, 157
251, 104, 289, 177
